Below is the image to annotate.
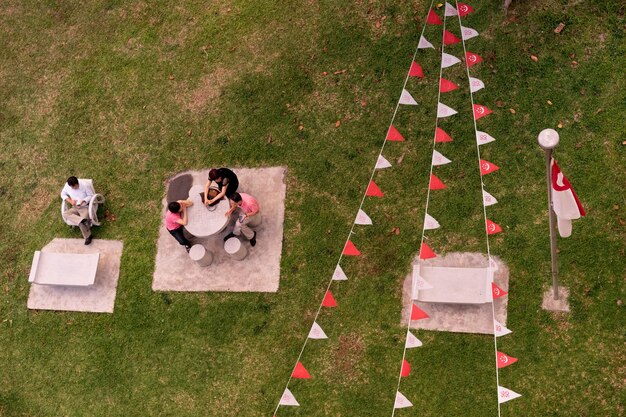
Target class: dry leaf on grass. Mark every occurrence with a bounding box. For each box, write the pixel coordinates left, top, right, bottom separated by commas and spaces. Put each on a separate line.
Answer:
554, 23, 566, 34
530, 55, 538, 62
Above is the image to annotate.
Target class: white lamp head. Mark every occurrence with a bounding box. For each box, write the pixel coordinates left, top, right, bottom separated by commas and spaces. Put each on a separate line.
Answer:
538, 128, 560, 150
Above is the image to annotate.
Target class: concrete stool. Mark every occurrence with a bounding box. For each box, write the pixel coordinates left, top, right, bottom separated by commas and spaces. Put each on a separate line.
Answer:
224, 237, 248, 261
247, 214, 262, 228
189, 244, 213, 267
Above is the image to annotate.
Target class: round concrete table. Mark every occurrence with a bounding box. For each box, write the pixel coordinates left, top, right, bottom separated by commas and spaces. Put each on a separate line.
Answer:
185, 184, 230, 238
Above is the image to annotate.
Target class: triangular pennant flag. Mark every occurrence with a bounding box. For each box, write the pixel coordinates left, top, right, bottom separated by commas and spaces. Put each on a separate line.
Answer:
435, 127, 453, 143
366, 180, 384, 197
408, 61, 424, 78
375, 154, 392, 169
458, 2, 474, 17
415, 275, 434, 290
343, 240, 361, 256
410, 304, 430, 320
497, 351, 518, 369
386, 125, 405, 141
483, 189, 498, 206
492, 283, 508, 299
394, 391, 413, 409
444, 2, 458, 16
354, 209, 372, 226
424, 213, 441, 230
443, 30, 461, 45
498, 386, 522, 404
432, 150, 452, 166
473, 104, 493, 120
292, 362, 312, 379
279, 388, 300, 406
476, 130, 495, 145
419, 243, 437, 259
439, 78, 459, 93
418, 35, 434, 49
466, 51, 483, 67
400, 359, 411, 377
461, 26, 479, 40
322, 290, 337, 307
469, 77, 485, 93
332, 264, 348, 281
405, 331, 423, 348
429, 174, 446, 190
486, 219, 503, 235
437, 102, 458, 118
426, 9, 442, 25
441, 52, 461, 68
399, 89, 418, 105
480, 159, 500, 175
494, 320, 512, 337
308, 321, 328, 339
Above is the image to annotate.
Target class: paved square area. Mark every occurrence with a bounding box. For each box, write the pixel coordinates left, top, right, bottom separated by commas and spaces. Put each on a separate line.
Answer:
27, 238, 124, 313
152, 166, 287, 292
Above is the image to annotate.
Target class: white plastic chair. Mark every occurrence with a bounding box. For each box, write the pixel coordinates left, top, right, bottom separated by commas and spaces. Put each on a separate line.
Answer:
61, 179, 105, 226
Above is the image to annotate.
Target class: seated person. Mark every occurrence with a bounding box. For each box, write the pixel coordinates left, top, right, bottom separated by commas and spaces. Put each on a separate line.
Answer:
166, 200, 193, 252
61, 176, 95, 245
223, 192, 259, 247
204, 168, 239, 207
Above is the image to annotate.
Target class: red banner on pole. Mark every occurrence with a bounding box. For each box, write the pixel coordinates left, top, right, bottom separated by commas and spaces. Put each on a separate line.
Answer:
457, 2, 474, 17
480, 159, 499, 175
343, 240, 361, 256
473, 104, 493, 120
419, 243, 437, 259
426, 9, 442, 25
465, 51, 483, 67
440, 78, 459, 93
408, 61, 424, 78
497, 351, 518, 368
322, 290, 338, 307
386, 125, 405, 141
486, 219, 503, 235
492, 283, 508, 299
366, 180, 384, 197
410, 304, 430, 320
401, 359, 411, 377
292, 361, 312, 378
435, 127, 453, 143
429, 174, 446, 190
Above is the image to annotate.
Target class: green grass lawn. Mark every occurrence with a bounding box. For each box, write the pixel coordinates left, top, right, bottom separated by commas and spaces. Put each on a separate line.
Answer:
0, 0, 624, 416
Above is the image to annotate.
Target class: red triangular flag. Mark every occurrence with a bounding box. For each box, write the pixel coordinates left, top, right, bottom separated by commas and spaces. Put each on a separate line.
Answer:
492, 283, 508, 299
473, 104, 492, 120
458, 2, 474, 17
497, 351, 518, 368
343, 240, 361, 256
426, 9, 442, 25
410, 304, 430, 320
435, 127, 453, 143
401, 359, 411, 377
419, 243, 436, 259
439, 78, 459, 93
292, 361, 312, 378
366, 180, 384, 197
480, 159, 499, 175
429, 174, 446, 190
386, 125, 405, 141
322, 290, 338, 307
409, 61, 424, 78
486, 219, 503, 235
466, 51, 483, 67
443, 30, 461, 45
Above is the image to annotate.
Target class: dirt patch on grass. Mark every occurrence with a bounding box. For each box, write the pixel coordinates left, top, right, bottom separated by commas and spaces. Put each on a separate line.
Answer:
183, 66, 232, 113
19, 177, 57, 222
334, 333, 365, 380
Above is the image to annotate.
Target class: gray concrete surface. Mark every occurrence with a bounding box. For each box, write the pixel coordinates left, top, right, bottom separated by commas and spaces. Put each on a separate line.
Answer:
542, 286, 570, 312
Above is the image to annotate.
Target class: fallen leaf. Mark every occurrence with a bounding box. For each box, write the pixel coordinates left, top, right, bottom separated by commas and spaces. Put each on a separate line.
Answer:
614, 205, 620, 210
530, 55, 538, 62
554, 22, 565, 34
509, 108, 516, 114
558, 122, 563, 128
622, 140, 626, 145
187, 130, 192, 136
298, 125, 304, 131
495, 100, 504, 108
168, 74, 175, 80
569, 53, 576, 58
286, 103, 291, 108
397, 153, 405, 165
120, 203, 125, 208
333, 69, 346, 75
547, 100, 553, 105
360, 100, 368, 107
267, 133, 273, 144
335, 120, 341, 127
571, 61, 578, 67
322, 71, 328, 76
375, 21, 381, 28
436, 3, 443, 8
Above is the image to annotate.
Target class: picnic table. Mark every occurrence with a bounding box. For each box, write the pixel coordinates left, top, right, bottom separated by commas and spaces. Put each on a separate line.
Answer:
184, 184, 230, 238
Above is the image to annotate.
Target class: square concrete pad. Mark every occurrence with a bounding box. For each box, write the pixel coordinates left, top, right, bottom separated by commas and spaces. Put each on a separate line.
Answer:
152, 167, 287, 292
27, 238, 124, 313
402, 252, 509, 334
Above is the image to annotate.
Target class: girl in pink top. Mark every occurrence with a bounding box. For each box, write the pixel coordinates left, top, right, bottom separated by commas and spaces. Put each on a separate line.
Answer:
166, 200, 193, 251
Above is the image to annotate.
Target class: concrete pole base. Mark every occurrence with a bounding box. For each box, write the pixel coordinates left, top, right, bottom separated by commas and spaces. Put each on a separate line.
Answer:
224, 237, 248, 261
541, 286, 570, 312
189, 244, 213, 267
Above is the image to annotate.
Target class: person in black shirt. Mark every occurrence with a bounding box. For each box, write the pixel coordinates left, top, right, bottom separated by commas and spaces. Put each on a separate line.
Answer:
204, 168, 239, 206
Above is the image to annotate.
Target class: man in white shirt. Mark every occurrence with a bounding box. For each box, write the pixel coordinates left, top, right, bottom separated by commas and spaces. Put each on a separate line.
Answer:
61, 176, 95, 245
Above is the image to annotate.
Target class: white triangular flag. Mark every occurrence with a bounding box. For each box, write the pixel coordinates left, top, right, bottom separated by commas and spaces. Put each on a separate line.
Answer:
461, 26, 479, 40
498, 386, 522, 404
445, 2, 458, 16
399, 89, 418, 105
424, 213, 441, 230
415, 275, 434, 290
483, 190, 498, 206
418, 35, 434, 49
394, 391, 413, 408
354, 209, 372, 226
279, 388, 300, 406
469, 77, 485, 93
476, 131, 495, 145
405, 331, 423, 348
308, 321, 329, 339
432, 150, 452, 166
375, 155, 392, 169
494, 320, 512, 337
437, 102, 457, 118
441, 52, 461, 68
332, 265, 348, 281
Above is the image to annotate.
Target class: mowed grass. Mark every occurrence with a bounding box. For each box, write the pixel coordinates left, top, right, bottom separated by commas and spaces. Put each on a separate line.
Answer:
0, 0, 624, 416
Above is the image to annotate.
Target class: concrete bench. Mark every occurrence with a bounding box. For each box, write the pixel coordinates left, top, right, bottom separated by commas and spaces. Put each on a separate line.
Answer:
28, 251, 100, 286
412, 263, 494, 304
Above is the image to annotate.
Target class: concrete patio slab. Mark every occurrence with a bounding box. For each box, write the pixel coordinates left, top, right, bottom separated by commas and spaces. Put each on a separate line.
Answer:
152, 166, 287, 292
27, 238, 124, 313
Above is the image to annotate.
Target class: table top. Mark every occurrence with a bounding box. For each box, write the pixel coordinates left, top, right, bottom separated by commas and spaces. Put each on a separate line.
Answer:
185, 184, 230, 237
29, 251, 100, 286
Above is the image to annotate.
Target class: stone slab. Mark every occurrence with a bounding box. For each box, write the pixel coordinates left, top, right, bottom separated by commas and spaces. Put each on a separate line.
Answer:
152, 167, 287, 292
542, 287, 570, 312
27, 238, 124, 313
